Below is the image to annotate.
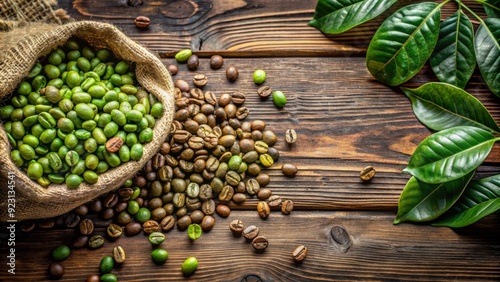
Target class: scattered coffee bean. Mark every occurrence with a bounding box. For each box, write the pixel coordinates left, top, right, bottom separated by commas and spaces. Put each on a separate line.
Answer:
252, 236, 269, 251
268, 195, 282, 208
285, 128, 297, 144
148, 232, 165, 245
292, 245, 308, 262
73, 235, 89, 249
257, 85, 272, 99
226, 66, 239, 82
113, 246, 126, 264
243, 225, 259, 240
134, 16, 151, 28
88, 235, 104, 249
200, 215, 215, 232
360, 165, 376, 181
187, 54, 199, 71
107, 223, 123, 238
167, 64, 178, 75
281, 199, 294, 215
86, 274, 101, 282
257, 201, 271, 219
79, 218, 94, 235
210, 55, 224, 69
48, 262, 64, 278
125, 222, 142, 236
281, 163, 298, 177
216, 204, 231, 218
193, 74, 208, 87
188, 223, 202, 240
229, 219, 245, 236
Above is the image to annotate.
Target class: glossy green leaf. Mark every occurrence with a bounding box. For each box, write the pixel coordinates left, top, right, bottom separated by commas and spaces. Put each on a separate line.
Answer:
401, 82, 500, 133
366, 2, 441, 86
479, 0, 500, 18
403, 126, 498, 184
308, 0, 397, 34
475, 18, 500, 96
430, 11, 475, 88
432, 174, 500, 228
394, 172, 474, 224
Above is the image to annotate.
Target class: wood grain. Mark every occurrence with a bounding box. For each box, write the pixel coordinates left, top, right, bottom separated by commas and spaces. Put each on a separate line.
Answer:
1, 211, 499, 281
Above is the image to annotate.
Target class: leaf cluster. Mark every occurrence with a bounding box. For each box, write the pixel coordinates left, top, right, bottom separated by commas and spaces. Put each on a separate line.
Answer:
310, 0, 500, 228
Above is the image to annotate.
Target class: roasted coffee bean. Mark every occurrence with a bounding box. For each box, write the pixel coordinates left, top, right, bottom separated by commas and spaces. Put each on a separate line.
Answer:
202, 199, 216, 215
292, 245, 308, 262
65, 213, 81, 228
257, 188, 272, 200
167, 64, 178, 75
229, 219, 244, 236
360, 166, 376, 181
268, 195, 282, 208
193, 74, 208, 87
160, 215, 175, 231
38, 218, 55, 229
177, 215, 192, 231
79, 218, 94, 235
190, 210, 205, 224
101, 208, 115, 220
210, 55, 224, 69
281, 199, 294, 215
151, 207, 167, 221
187, 54, 199, 71
49, 262, 65, 278
200, 215, 215, 231
256, 173, 271, 187
73, 235, 89, 249
236, 107, 249, 120
285, 128, 297, 144
252, 236, 269, 251
106, 136, 123, 153
143, 219, 160, 234
175, 79, 190, 93
74, 205, 89, 216
86, 274, 101, 282
257, 201, 270, 219
267, 147, 280, 161
281, 163, 298, 177
134, 16, 151, 28
104, 193, 119, 208
219, 185, 235, 202
88, 235, 104, 249
257, 85, 272, 99
216, 204, 231, 218
117, 211, 131, 226
107, 223, 123, 238
204, 91, 217, 106
125, 222, 142, 236
242, 225, 259, 240
246, 178, 260, 195
232, 192, 247, 204
113, 246, 126, 264
20, 221, 36, 233
226, 66, 239, 82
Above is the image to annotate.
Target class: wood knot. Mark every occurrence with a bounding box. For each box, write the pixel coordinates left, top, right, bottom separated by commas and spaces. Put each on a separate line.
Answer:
241, 275, 263, 282
161, 0, 196, 19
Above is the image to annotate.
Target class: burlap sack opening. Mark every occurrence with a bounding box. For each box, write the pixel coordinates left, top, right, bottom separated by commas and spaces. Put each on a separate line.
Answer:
0, 21, 175, 221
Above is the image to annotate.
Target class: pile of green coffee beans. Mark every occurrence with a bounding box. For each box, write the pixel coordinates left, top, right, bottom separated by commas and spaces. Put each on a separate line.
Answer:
0, 38, 164, 189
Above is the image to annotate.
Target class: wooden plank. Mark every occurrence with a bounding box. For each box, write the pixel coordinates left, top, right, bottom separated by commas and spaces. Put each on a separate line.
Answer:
58, 0, 488, 55
1, 211, 499, 281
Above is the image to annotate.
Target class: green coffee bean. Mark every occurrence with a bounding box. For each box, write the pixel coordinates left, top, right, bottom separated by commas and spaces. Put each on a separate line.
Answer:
80, 77, 96, 91
134, 207, 151, 223
104, 122, 119, 138
50, 138, 64, 152
88, 85, 106, 98
93, 62, 107, 76
48, 174, 65, 184
151, 248, 168, 265
95, 161, 109, 174
27, 63, 42, 79
11, 150, 24, 166
100, 274, 117, 282
82, 120, 97, 131
27, 162, 43, 180
104, 151, 121, 168
44, 64, 60, 80
127, 200, 139, 214
38, 112, 56, 129
110, 74, 122, 87
138, 128, 153, 143
48, 51, 63, 66
74, 129, 91, 140
65, 133, 79, 149
38, 157, 53, 174
40, 128, 57, 144
175, 49, 193, 63
66, 70, 81, 88
74, 103, 95, 121
0, 105, 14, 119
35, 145, 49, 155
77, 57, 91, 72
19, 144, 35, 160
99, 255, 114, 274
84, 138, 98, 153
144, 114, 155, 128
22, 135, 39, 148
49, 108, 65, 120
65, 174, 82, 189
71, 159, 86, 175
47, 78, 64, 89
10, 109, 24, 122
58, 99, 73, 113
148, 232, 166, 245
125, 133, 137, 147
51, 245, 71, 261
32, 75, 46, 92
65, 150, 80, 166
150, 102, 164, 118
111, 109, 127, 126
181, 257, 198, 276
187, 223, 202, 240
130, 143, 143, 161
120, 85, 137, 95
57, 118, 74, 133
12, 95, 28, 108
47, 152, 63, 171
103, 101, 119, 113
118, 145, 130, 162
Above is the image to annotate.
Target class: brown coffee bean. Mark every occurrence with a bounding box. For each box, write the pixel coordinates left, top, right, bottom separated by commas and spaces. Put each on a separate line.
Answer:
257, 201, 271, 219
79, 218, 94, 235
285, 128, 297, 144
229, 219, 245, 236
167, 64, 178, 75
257, 188, 272, 200
246, 178, 260, 195
236, 107, 249, 120
175, 79, 190, 92
292, 245, 308, 263
360, 166, 376, 181
226, 66, 239, 82
187, 54, 199, 70
262, 130, 277, 146
255, 173, 270, 187
257, 85, 272, 99
107, 223, 123, 238
268, 195, 282, 208
190, 210, 205, 224
232, 192, 247, 204
243, 225, 259, 240
177, 215, 192, 231
161, 215, 175, 231
117, 211, 131, 226
201, 215, 215, 231
88, 235, 104, 249
281, 163, 298, 177
113, 246, 126, 264
125, 222, 142, 236
64, 213, 81, 228
216, 204, 231, 218
202, 199, 216, 215
210, 54, 224, 69
219, 185, 235, 202
267, 147, 280, 161
134, 16, 151, 28
101, 208, 115, 220
37, 218, 55, 229
252, 236, 269, 251
105, 136, 123, 153
104, 193, 119, 208
49, 262, 64, 278
251, 120, 266, 131
73, 235, 89, 249
86, 274, 100, 282
20, 221, 35, 233
193, 74, 208, 87
143, 220, 160, 234
231, 92, 246, 105
73, 205, 88, 216
281, 199, 294, 215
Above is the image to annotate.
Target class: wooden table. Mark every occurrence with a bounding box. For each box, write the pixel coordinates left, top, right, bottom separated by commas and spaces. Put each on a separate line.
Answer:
1, 0, 500, 281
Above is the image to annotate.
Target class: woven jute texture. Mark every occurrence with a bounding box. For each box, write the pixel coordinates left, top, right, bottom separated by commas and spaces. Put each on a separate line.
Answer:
0, 21, 175, 221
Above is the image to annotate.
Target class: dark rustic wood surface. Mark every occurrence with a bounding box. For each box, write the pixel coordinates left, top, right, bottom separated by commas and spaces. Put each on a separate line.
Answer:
1, 0, 500, 281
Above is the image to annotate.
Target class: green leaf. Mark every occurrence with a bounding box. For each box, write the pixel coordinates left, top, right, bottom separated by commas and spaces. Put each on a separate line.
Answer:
394, 172, 474, 224
475, 18, 500, 96
366, 2, 441, 86
401, 82, 500, 133
430, 10, 475, 88
403, 126, 498, 184
308, 0, 397, 34
432, 174, 500, 228
479, 0, 500, 18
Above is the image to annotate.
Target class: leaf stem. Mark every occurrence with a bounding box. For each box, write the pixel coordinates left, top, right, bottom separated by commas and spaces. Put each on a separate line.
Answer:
459, 2, 486, 24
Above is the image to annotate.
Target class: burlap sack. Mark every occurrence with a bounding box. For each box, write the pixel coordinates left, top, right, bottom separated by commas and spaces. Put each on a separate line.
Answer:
0, 21, 175, 221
